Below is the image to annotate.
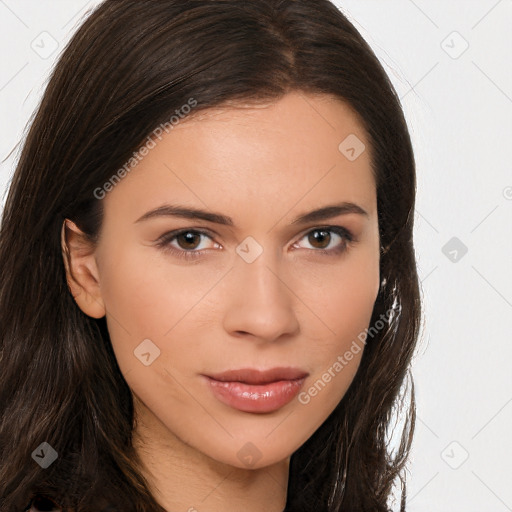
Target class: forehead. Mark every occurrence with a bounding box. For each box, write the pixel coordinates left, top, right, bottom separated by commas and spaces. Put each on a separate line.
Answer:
102, 91, 376, 226
173, 92, 371, 168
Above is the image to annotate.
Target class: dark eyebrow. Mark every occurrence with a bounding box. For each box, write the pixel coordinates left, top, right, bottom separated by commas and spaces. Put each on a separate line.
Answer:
135, 202, 369, 226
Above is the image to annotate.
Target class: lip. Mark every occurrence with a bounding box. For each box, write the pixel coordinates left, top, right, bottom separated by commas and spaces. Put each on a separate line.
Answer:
203, 367, 309, 413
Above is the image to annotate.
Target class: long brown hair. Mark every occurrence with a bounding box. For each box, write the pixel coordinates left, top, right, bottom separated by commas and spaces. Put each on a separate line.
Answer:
0, 1, 421, 510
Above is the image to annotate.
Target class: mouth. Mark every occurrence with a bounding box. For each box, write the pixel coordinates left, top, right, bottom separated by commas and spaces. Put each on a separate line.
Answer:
202, 367, 309, 413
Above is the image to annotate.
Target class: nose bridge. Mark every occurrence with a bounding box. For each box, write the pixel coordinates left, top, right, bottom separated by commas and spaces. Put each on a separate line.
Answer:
234, 234, 287, 302
241, 248, 281, 294
222, 236, 299, 341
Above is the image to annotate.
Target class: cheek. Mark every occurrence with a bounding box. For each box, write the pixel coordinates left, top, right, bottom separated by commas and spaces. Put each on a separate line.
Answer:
293, 249, 379, 408
96, 245, 225, 375
294, 242, 379, 340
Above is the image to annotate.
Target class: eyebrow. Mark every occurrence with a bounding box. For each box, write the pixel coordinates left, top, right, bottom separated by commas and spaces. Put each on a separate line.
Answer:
135, 201, 369, 226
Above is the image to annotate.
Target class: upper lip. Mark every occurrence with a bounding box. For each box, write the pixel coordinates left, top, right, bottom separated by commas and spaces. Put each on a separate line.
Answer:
205, 367, 309, 385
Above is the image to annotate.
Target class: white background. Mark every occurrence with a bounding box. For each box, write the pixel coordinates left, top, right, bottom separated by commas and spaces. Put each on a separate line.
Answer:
1, 1, 511, 511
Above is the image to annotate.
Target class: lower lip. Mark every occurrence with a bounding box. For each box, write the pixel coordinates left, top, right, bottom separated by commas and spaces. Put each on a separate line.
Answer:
204, 376, 306, 413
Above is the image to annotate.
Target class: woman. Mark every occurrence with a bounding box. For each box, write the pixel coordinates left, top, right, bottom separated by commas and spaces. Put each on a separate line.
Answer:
0, 1, 421, 511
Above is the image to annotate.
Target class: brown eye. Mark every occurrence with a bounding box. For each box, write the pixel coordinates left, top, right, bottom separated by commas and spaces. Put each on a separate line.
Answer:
293, 226, 354, 255
156, 229, 220, 260
175, 231, 202, 250
308, 229, 332, 249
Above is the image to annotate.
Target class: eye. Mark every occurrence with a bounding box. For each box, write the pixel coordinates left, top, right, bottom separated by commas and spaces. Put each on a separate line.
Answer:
155, 225, 355, 260
291, 226, 354, 255
156, 229, 219, 259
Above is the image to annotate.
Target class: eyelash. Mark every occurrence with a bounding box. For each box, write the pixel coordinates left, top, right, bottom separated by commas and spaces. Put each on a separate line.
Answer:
155, 226, 355, 261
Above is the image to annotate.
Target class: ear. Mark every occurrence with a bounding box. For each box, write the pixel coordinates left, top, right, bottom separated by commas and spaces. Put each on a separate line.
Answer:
61, 219, 106, 319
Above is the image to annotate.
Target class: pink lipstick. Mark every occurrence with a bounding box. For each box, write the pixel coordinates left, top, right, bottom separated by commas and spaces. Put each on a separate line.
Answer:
203, 367, 308, 413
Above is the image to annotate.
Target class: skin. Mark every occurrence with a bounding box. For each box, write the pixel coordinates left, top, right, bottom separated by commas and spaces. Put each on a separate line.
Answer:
62, 91, 380, 512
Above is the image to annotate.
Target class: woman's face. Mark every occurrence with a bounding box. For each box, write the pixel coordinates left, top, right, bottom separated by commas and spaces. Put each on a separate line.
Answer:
67, 91, 380, 469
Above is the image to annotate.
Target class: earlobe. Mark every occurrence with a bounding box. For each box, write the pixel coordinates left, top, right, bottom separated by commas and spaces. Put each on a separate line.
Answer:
60, 219, 106, 319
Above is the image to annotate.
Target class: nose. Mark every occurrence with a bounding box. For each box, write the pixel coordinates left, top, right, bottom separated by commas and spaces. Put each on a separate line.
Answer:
222, 252, 300, 344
